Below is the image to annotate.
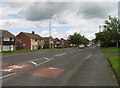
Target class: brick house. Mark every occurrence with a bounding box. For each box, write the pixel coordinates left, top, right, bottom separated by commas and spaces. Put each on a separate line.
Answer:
54, 38, 60, 48
16, 31, 44, 50
43, 36, 54, 48
53, 38, 69, 48
0, 30, 15, 51
60, 38, 69, 48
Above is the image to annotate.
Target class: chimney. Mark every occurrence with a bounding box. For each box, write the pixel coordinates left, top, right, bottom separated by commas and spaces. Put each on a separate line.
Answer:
32, 31, 35, 34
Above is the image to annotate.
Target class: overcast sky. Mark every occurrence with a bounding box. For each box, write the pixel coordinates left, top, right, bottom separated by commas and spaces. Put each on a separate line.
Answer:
0, 1, 119, 40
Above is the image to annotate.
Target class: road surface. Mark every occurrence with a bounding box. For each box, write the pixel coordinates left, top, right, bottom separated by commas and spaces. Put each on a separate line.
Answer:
1, 46, 118, 86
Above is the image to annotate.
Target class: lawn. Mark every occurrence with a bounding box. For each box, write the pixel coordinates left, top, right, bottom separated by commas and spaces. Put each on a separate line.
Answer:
109, 56, 120, 82
0, 50, 40, 56
103, 47, 120, 54
0, 48, 63, 56
103, 47, 120, 83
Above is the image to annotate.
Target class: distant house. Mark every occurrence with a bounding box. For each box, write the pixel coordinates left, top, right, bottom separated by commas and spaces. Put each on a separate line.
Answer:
54, 38, 60, 48
53, 38, 69, 48
0, 30, 15, 51
16, 31, 44, 50
43, 36, 54, 48
60, 38, 69, 48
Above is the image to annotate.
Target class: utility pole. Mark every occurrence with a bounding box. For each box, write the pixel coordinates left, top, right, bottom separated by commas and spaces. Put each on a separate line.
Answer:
49, 14, 53, 48
49, 16, 52, 37
99, 25, 101, 32
99, 25, 102, 48
116, 28, 119, 48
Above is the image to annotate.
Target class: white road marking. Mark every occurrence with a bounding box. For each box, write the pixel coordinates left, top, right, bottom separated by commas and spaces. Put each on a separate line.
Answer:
23, 57, 47, 63
2, 65, 30, 72
49, 67, 58, 69
9, 65, 24, 69
37, 58, 54, 66
0, 73, 16, 79
43, 57, 49, 60
54, 53, 66, 57
30, 61, 38, 66
86, 54, 92, 59
2, 68, 13, 72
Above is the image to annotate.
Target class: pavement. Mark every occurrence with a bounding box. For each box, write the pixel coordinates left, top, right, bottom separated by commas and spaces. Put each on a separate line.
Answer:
1, 46, 118, 86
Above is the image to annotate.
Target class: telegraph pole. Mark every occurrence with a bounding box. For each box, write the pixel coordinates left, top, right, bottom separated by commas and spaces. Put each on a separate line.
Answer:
99, 25, 101, 32
99, 25, 102, 48
49, 14, 53, 48
49, 16, 52, 37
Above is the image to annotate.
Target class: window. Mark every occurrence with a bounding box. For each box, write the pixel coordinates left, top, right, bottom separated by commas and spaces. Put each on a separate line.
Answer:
10, 38, 14, 41
32, 39, 37, 42
32, 39, 35, 41
0, 46, 1, 52
3, 46, 10, 51
31, 45, 38, 50
11, 45, 14, 50
35, 39, 37, 41
3, 37, 10, 41
3, 45, 14, 51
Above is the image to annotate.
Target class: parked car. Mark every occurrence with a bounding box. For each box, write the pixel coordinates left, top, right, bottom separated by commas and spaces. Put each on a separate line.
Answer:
78, 44, 85, 49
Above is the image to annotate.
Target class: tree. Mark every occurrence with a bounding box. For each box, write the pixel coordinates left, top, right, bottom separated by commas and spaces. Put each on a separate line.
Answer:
95, 15, 120, 47
68, 32, 89, 47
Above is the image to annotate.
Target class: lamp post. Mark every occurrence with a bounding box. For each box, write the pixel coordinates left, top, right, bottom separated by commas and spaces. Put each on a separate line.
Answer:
99, 25, 103, 48
99, 25, 102, 32
49, 14, 54, 48
116, 28, 119, 48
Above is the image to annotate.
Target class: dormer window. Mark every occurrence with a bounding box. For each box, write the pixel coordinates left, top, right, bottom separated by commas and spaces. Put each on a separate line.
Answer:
35, 39, 37, 41
32, 39, 37, 41
10, 37, 14, 41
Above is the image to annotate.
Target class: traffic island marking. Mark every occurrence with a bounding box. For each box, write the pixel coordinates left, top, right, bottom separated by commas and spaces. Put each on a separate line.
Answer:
32, 67, 64, 79
2, 64, 32, 72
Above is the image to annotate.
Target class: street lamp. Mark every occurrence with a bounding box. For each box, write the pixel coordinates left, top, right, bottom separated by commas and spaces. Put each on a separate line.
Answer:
49, 14, 54, 48
99, 25, 102, 32
98, 25, 103, 47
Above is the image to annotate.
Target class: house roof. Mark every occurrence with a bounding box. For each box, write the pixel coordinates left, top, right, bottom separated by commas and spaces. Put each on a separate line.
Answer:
0, 30, 15, 38
22, 32, 43, 40
43, 36, 53, 40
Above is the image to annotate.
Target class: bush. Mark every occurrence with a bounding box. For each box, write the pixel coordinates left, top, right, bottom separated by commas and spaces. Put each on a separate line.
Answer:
43, 44, 49, 49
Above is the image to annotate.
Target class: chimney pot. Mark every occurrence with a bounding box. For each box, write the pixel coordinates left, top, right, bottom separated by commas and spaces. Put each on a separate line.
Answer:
32, 31, 35, 34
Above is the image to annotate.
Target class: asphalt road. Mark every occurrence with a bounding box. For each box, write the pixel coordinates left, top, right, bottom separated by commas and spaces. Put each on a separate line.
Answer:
1, 46, 118, 86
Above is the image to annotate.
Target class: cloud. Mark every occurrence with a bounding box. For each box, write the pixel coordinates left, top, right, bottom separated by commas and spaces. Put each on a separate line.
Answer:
118, 2, 120, 19
0, 2, 118, 40
40, 28, 66, 38
20, 2, 117, 22
78, 2, 116, 19
20, 2, 70, 21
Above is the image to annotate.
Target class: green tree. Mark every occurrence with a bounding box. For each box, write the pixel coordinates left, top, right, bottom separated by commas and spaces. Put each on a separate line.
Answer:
95, 15, 120, 47
68, 32, 89, 47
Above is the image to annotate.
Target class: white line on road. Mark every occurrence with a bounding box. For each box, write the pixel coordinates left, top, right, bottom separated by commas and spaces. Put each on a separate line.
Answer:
43, 57, 49, 60
37, 58, 54, 66
0, 73, 16, 79
86, 54, 92, 59
54, 53, 66, 57
22, 57, 48, 64
30, 61, 38, 66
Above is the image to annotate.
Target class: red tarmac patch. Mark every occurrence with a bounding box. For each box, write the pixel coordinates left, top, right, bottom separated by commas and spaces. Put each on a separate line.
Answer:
32, 67, 64, 79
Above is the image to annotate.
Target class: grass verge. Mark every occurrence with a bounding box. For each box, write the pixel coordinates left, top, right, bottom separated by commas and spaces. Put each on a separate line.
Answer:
103, 47, 119, 54
0, 50, 40, 56
109, 56, 120, 84
0, 47, 69, 56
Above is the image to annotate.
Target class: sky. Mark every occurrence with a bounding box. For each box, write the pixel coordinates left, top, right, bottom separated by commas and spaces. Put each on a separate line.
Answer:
0, 1, 119, 40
